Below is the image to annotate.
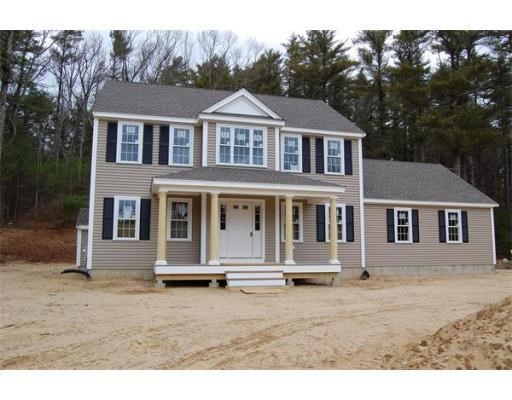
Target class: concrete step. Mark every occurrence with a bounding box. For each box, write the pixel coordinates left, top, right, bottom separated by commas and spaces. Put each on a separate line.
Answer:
227, 279, 286, 287
225, 271, 283, 280
225, 269, 285, 287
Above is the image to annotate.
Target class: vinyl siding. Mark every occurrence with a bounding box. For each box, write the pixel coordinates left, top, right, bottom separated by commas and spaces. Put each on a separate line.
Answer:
364, 204, 494, 267
80, 229, 88, 268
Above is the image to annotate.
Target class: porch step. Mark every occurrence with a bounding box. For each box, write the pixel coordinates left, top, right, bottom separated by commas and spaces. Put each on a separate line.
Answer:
225, 269, 285, 287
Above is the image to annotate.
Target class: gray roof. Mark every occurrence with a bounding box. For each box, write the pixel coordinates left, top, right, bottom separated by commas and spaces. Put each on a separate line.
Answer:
155, 167, 340, 188
93, 80, 364, 133
76, 208, 89, 227
363, 159, 497, 205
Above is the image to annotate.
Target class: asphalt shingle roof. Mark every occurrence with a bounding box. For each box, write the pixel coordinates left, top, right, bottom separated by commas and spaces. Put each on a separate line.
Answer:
93, 80, 364, 133
363, 159, 496, 205
155, 167, 341, 188
76, 208, 89, 227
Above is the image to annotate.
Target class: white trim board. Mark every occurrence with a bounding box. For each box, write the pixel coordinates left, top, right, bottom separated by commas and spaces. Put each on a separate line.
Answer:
198, 113, 285, 127
281, 126, 366, 139
86, 118, 99, 270
364, 198, 498, 208
358, 139, 366, 269
93, 111, 198, 125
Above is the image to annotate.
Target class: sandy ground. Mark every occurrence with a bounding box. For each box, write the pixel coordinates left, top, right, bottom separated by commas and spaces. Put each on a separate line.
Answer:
0, 262, 511, 369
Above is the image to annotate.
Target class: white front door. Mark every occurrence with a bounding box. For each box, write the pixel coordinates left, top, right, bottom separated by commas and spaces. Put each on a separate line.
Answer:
219, 200, 264, 262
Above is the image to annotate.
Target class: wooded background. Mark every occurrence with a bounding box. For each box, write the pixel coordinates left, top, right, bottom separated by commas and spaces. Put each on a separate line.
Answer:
0, 30, 510, 256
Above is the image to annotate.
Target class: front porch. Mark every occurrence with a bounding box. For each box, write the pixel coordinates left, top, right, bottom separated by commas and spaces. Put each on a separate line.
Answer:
151, 167, 345, 287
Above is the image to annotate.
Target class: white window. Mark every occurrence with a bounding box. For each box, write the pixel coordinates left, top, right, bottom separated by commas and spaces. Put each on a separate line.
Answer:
324, 138, 344, 174
216, 125, 267, 167
168, 198, 192, 241
169, 126, 193, 166
281, 133, 302, 172
117, 121, 143, 164
446, 209, 462, 243
394, 208, 412, 243
113, 196, 140, 240
325, 203, 346, 242
280, 202, 303, 242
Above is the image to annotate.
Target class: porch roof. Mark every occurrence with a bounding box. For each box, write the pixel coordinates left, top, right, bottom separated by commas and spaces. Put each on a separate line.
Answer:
152, 167, 344, 197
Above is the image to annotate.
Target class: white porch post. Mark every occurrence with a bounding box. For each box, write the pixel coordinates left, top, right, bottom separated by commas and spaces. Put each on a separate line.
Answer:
200, 192, 207, 264
284, 195, 295, 265
329, 196, 340, 265
155, 191, 167, 266
208, 192, 220, 265
274, 195, 280, 263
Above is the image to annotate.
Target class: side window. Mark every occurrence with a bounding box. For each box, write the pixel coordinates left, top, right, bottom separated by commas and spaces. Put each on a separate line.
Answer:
446, 209, 462, 243
117, 122, 143, 163
114, 197, 140, 240
394, 208, 412, 243
170, 126, 193, 166
324, 138, 344, 174
325, 204, 346, 242
168, 199, 192, 241
280, 202, 303, 242
281, 134, 302, 172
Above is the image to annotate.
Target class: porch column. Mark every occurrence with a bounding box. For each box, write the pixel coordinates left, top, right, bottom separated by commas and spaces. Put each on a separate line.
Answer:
329, 196, 340, 265
284, 195, 295, 265
208, 192, 220, 265
155, 191, 167, 265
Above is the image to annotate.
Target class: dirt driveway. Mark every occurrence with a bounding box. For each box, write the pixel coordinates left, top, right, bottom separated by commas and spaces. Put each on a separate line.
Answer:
1, 262, 511, 369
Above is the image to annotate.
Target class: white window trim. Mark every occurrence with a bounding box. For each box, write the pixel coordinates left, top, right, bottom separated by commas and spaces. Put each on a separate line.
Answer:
324, 137, 345, 175
394, 207, 412, 244
169, 124, 194, 167
445, 209, 463, 244
116, 120, 143, 164
325, 203, 347, 243
281, 133, 302, 173
167, 198, 193, 241
113, 196, 141, 241
280, 201, 304, 243
215, 124, 267, 168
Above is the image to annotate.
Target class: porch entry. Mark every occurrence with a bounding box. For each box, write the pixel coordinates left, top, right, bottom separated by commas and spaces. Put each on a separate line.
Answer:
219, 199, 264, 263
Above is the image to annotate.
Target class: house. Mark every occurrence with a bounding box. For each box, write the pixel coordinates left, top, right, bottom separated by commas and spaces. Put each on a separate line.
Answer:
77, 80, 498, 287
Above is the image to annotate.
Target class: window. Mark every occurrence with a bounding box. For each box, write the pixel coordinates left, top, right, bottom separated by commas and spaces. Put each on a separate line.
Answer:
255, 205, 261, 231
220, 205, 226, 230
446, 209, 462, 243
325, 204, 346, 242
117, 122, 143, 163
281, 133, 302, 172
280, 202, 303, 242
113, 196, 140, 240
394, 208, 412, 243
170, 126, 193, 166
217, 125, 266, 167
168, 199, 192, 241
324, 138, 344, 174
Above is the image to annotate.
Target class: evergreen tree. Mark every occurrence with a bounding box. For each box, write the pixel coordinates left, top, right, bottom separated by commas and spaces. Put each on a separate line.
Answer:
193, 55, 232, 90
242, 49, 282, 95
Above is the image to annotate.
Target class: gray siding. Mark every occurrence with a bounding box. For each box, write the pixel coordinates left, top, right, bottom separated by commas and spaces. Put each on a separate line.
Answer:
364, 204, 494, 267
80, 229, 88, 268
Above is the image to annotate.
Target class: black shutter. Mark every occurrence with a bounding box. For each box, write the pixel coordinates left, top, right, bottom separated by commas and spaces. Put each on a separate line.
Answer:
102, 198, 114, 240
316, 204, 326, 242
106, 122, 118, 162
142, 125, 153, 164
386, 208, 395, 243
461, 211, 469, 243
344, 140, 353, 175
139, 199, 151, 240
302, 136, 311, 173
412, 209, 420, 243
438, 210, 446, 243
346, 205, 354, 242
315, 137, 324, 174
159, 125, 169, 165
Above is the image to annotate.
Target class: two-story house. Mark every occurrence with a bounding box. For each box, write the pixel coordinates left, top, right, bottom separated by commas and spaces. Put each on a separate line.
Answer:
75, 80, 498, 287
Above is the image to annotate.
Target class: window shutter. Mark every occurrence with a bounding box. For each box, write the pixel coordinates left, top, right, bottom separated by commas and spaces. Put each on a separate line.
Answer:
106, 122, 118, 162
142, 124, 153, 164
139, 199, 151, 240
315, 137, 324, 174
159, 125, 169, 165
102, 198, 114, 240
344, 140, 353, 175
438, 210, 446, 243
461, 211, 469, 243
302, 136, 311, 173
386, 208, 394, 243
412, 209, 420, 243
346, 205, 354, 242
316, 204, 326, 242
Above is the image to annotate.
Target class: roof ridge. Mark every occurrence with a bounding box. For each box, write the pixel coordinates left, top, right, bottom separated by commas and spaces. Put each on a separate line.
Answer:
364, 158, 442, 167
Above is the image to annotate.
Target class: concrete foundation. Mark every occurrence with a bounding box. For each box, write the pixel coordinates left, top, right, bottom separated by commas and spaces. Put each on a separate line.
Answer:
89, 268, 154, 280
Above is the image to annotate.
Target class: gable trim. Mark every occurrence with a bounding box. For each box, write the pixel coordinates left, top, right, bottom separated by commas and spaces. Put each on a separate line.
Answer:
198, 113, 285, 127
93, 111, 198, 125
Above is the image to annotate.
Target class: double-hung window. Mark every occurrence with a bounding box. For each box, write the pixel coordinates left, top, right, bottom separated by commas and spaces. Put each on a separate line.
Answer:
324, 138, 344, 174
114, 196, 140, 240
325, 204, 346, 242
168, 199, 192, 241
217, 125, 266, 167
394, 208, 412, 243
446, 209, 462, 243
280, 202, 303, 242
169, 126, 193, 166
117, 122, 143, 163
281, 133, 302, 172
